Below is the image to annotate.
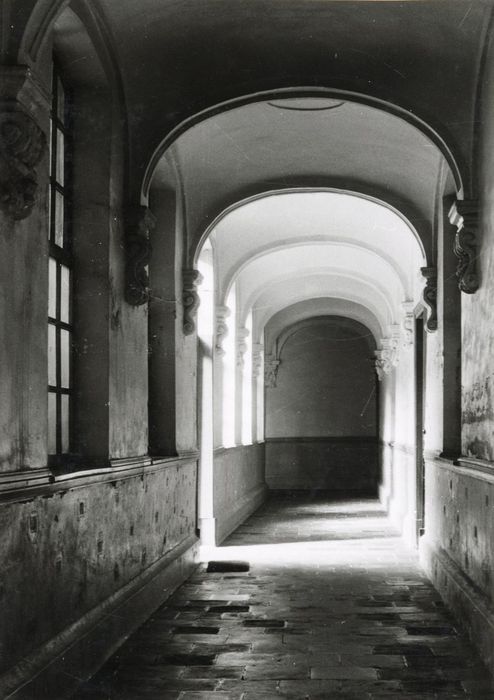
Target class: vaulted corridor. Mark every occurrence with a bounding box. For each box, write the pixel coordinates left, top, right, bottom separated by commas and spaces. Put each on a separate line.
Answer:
74, 494, 493, 699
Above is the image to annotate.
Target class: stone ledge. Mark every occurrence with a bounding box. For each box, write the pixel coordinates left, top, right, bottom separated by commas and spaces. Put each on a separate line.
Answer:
428, 456, 494, 484
420, 538, 494, 671
0, 455, 198, 503
0, 534, 199, 699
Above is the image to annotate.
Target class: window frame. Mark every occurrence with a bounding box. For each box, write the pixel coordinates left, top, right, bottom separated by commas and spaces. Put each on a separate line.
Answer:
48, 60, 74, 466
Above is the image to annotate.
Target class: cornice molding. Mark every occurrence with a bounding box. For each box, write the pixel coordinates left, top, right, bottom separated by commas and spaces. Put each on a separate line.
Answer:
449, 200, 479, 294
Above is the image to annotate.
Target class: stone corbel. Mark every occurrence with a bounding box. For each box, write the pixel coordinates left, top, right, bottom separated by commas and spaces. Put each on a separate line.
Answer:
236, 327, 250, 369
420, 266, 437, 333
0, 108, 46, 220
182, 269, 203, 335
449, 200, 479, 294
401, 301, 415, 346
215, 305, 230, 356
264, 355, 281, 388
252, 343, 264, 378
124, 206, 156, 305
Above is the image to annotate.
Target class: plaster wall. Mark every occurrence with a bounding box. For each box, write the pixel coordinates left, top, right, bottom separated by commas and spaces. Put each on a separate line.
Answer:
213, 444, 267, 544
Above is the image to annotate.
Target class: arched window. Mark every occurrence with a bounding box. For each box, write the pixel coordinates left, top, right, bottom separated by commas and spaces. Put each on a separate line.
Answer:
48, 62, 73, 462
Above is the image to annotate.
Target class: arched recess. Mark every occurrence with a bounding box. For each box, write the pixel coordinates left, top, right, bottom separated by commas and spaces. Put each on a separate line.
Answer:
264, 314, 379, 492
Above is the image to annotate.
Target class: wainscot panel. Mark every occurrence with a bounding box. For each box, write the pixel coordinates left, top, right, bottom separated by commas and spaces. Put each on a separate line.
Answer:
214, 443, 267, 544
0, 456, 199, 699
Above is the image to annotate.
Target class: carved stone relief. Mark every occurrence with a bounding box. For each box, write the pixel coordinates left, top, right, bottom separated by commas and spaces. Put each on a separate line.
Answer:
421, 266, 437, 333
124, 206, 156, 306
0, 109, 46, 220
182, 269, 203, 335
374, 325, 401, 381
449, 200, 479, 294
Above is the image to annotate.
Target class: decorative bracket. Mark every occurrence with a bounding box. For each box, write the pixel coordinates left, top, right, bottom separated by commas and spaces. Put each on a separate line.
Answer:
215, 305, 230, 356
421, 266, 437, 333
264, 355, 281, 388
448, 200, 479, 294
0, 109, 46, 220
236, 327, 250, 369
182, 269, 203, 335
124, 206, 156, 305
374, 325, 401, 381
252, 343, 264, 379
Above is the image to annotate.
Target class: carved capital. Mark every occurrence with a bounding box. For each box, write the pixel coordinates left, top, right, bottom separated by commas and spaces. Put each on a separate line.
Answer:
421, 266, 437, 333
0, 108, 46, 220
125, 206, 156, 305
264, 355, 281, 388
215, 305, 230, 356
236, 327, 250, 368
182, 269, 203, 335
449, 200, 479, 294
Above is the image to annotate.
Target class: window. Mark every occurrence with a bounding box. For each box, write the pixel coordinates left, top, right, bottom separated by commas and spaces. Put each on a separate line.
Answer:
48, 64, 72, 461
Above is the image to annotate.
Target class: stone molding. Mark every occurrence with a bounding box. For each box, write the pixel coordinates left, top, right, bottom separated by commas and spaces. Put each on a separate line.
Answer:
182, 268, 203, 335
125, 206, 156, 306
215, 305, 230, 356
421, 266, 437, 332
449, 200, 479, 294
264, 354, 281, 388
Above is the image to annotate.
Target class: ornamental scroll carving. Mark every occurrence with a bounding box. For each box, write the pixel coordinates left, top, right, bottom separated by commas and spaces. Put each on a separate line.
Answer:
449, 200, 479, 294
125, 206, 156, 305
182, 269, 203, 335
421, 266, 437, 333
374, 326, 401, 381
0, 109, 46, 220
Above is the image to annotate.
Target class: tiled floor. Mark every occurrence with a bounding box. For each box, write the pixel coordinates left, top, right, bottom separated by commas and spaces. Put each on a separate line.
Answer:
74, 493, 494, 699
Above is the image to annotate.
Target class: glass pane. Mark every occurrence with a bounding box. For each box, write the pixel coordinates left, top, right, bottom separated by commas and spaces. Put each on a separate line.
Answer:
48, 392, 57, 454
60, 329, 70, 388
54, 190, 64, 247
48, 258, 57, 318
48, 323, 56, 386
60, 265, 70, 323
57, 78, 65, 123
56, 129, 64, 186
61, 395, 69, 453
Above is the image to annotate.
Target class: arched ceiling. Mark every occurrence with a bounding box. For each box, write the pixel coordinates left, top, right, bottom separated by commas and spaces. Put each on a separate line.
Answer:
210, 191, 424, 300
202, 191, 424, 344
88, 0, 488, 197
153, 97, 455, 259
264, 299, 382, 355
